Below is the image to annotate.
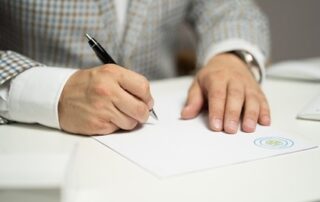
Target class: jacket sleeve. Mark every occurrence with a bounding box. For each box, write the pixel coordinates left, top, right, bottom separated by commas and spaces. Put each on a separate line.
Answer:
0, 50, 44, 123
187, 0, 270, 67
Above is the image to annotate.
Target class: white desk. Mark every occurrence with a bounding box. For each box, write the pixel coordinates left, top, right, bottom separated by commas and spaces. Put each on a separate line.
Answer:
0, 76, 320, 202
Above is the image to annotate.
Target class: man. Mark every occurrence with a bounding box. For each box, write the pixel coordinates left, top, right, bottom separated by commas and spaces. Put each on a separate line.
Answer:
0, 0, 270, 135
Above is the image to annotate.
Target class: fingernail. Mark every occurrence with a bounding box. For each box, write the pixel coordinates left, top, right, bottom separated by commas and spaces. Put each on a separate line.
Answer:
226, 120, 238, 133
181, 105, 190, 117
184, 104, 192, 111
261, 115, 270, 125
211, 118, 222, 130
245, 119, 256, 130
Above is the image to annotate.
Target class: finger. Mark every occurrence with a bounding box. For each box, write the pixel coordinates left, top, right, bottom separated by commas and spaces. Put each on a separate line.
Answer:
95, 122, 119, 135
181, 80, 204, 119
112, 85, 150, 123
242, 90, 260, 133
116, 67, 153, 107
207, 79, 227, 132
108, 104, 139, 130
258, 96, 271, 126
82, 116, 119, 135
223, 81, 245, 134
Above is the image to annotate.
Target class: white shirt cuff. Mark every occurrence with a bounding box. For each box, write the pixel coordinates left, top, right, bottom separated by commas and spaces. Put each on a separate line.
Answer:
202, 38, 266, 82
5, 67, 77, 129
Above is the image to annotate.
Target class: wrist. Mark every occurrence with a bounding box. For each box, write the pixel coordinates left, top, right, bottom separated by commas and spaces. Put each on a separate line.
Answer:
228, 50, 262, 83
207, 53, 248, 69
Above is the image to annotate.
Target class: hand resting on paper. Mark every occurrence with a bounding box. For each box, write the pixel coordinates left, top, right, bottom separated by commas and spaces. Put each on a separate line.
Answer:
181, 53, 271, 134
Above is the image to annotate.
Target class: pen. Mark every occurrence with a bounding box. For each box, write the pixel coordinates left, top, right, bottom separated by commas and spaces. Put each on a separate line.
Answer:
85, 33, 158, 120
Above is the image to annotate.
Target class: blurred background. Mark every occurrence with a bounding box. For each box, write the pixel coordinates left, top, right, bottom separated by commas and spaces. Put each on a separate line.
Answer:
257, 0, 320, 63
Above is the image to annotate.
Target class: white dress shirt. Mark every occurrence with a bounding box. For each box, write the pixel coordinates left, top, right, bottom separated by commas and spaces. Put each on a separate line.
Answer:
0, 0, 265, 129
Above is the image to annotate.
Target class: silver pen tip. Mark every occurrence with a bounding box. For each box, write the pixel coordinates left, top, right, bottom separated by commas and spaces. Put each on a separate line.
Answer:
85, 33, 93, 40
150, 109, 158, 120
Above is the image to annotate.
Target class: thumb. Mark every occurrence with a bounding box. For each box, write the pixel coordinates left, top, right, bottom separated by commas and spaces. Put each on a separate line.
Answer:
181, 80, 204, 119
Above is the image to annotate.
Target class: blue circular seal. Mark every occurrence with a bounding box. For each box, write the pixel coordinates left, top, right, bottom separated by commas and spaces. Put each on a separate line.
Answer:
254, 137, 294, 149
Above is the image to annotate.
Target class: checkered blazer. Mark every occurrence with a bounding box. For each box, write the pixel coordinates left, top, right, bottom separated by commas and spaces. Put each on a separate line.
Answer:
0, 0, 269, 123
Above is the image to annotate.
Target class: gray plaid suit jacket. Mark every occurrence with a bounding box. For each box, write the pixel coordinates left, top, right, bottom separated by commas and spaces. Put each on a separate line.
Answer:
0, 0, 270, 123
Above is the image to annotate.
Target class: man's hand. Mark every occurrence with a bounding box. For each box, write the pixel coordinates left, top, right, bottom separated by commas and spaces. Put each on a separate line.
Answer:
58, 64, 154, 135
181, 53, 271, 134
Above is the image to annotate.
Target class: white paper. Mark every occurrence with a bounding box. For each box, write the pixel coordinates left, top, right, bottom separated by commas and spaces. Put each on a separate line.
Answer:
94, 90, 317, 178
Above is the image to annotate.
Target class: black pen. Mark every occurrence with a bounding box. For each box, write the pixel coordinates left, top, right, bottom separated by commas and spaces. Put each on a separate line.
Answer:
85, 33, 158, 120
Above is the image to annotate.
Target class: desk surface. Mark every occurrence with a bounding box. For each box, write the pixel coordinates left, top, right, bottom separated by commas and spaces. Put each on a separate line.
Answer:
1, 76, 320, 202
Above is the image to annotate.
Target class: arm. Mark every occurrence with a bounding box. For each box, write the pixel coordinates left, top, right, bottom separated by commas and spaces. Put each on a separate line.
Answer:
0, 51, 154, 135
0, 51, 44, 85
0, 50, 77, 127
0, 50, 44, 124
182, 0, 271, 133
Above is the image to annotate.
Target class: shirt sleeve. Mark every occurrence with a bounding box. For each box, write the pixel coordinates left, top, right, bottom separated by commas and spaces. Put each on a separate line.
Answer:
202, 38, 266, 82
0, 67, 77, 129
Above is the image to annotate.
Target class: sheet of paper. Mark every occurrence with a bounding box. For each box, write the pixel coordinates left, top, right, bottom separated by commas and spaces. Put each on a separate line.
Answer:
94, 90, 317, 178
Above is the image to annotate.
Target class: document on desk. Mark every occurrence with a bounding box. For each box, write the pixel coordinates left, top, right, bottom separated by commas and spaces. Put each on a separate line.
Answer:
94, 90, 317, 178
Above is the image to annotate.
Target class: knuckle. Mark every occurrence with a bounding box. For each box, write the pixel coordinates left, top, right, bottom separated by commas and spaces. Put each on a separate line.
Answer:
260, 105, 270, 116
92, 84, 112, 97
232, 73, 242, 80
260, 99, 270, 108
226, 109, 240, 120
245, 110, 259, 119
203, 74, 216, 87
104, 123, 118, 134
209, 105, 225, 118
100, 65, 121, 77
101, 64, 117, 72
206, 74, 216, 82
209, 110, 223, 120
209, 89, 226, 101
228, 88, 243, 98
246, 90, 259, 100
139, 77, 150, 95
117, 69, 126, 81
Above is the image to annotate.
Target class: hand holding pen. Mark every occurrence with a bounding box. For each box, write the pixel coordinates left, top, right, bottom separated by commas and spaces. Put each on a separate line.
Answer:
57, 35, 156, 136
85, 33, 158, 120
